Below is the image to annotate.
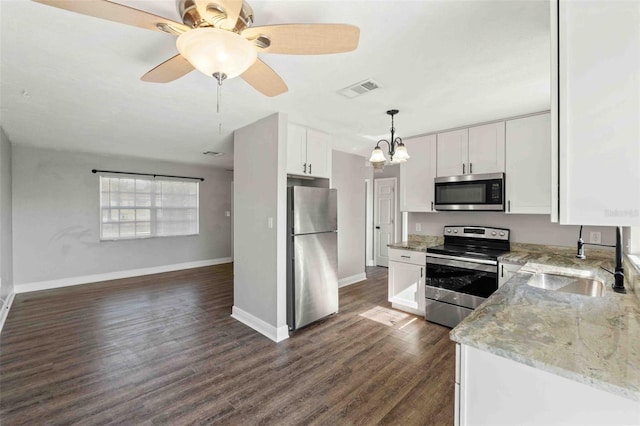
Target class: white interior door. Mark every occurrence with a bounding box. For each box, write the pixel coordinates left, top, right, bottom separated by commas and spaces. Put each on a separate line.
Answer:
374, 178, 396, 267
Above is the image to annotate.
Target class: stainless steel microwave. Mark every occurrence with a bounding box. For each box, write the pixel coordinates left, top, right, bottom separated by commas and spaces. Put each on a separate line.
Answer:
434, 173, 505, 211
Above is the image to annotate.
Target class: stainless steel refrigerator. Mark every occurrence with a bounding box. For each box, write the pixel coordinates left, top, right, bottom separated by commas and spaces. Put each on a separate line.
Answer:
287, 186, 338, 331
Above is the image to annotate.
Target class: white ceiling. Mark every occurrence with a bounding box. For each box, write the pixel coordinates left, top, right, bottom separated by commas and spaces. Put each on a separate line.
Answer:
0, 0, 550, 169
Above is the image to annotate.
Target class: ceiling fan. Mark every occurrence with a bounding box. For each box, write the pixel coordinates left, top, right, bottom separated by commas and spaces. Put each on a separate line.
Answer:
32, 0, 360, 97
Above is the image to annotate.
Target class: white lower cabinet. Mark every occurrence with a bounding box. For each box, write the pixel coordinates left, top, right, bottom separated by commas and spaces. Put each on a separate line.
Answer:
388, 248, 425, 316
456, 344, 640, 425
497, 261, 522, 287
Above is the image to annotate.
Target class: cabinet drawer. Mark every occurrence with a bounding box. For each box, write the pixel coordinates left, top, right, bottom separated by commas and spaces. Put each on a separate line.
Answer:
389, 248, 426, 265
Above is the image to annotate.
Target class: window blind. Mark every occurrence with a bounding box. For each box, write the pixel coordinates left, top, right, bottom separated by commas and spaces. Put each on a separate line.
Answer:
99, 175, 199, 240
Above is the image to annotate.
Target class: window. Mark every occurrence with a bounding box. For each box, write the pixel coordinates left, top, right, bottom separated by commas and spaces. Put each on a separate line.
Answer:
100, 175, 199, 240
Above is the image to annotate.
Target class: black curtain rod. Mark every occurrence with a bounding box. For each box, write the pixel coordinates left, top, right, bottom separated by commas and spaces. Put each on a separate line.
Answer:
91, 169, 204, 182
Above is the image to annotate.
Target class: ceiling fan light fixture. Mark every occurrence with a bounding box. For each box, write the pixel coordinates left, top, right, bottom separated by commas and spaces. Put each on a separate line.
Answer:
176, 28, 257, 79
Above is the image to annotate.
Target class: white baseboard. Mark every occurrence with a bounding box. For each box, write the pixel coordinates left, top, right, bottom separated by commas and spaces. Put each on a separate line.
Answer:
14, 257, 233, 294
338, 272, 367, 288
366, 260, 376, 267
231, 306, 289, 343
0, 291, 15, 334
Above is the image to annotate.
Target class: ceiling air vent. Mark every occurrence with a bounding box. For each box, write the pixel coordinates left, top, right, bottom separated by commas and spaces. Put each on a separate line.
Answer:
338, 79, 381, 98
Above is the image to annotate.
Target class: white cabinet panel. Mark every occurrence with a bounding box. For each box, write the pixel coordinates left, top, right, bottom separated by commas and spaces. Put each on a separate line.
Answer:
505, 113, 551, 214
457, 344, 640, 425
305, 128, 331, 179
287, 123, 307, 176
400, 134, 437, 212
555, 0, 640, 225
286, 123, 332, 179
388, 251, 425, 316
437, 124, 505, 177
468, 122, 505, 174
498, 261, 522, 287
437, 129, 469, 177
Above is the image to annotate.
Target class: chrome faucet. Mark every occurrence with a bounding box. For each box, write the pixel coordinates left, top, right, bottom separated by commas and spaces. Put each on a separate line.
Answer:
576, 226, 625, 293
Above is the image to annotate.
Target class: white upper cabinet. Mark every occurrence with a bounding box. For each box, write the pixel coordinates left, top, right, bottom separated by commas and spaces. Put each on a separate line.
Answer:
552, 0, 640, 225
437, 123, 504, 177
436, 129, 468, 177
305, 128, 331, 178
287, 123, 307, 176
505, 113, 551, 214
400, 134, 437, 212
286, 123, 331, 179
468, 122, 505, 175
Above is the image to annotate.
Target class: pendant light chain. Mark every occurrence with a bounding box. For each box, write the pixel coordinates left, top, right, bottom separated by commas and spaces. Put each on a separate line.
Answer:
213, 72, 227, 135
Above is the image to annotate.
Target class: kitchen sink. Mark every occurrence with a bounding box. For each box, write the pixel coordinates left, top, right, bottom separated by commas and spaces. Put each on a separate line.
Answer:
526, 273, 605, 297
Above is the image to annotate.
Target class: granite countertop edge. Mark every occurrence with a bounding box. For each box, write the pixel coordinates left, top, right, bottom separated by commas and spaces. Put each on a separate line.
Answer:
450, 265, 640, 402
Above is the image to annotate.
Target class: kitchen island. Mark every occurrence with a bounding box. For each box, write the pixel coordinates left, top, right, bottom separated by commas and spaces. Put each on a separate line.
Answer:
450, 250, 640, 425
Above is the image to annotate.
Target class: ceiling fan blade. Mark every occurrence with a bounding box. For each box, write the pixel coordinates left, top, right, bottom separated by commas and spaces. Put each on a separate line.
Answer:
195, 0, 243, 30
242, 24, 360, 55
240, 59, 288, 97
141, 54, 194, 83
32, 0, 191, 35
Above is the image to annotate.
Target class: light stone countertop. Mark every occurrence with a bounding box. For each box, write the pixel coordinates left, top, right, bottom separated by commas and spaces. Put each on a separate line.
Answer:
450, 251, 640, 401
387, 235, 443, 252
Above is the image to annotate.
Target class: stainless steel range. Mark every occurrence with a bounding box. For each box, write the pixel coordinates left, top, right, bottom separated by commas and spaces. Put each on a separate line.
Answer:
425, 226, 510, 328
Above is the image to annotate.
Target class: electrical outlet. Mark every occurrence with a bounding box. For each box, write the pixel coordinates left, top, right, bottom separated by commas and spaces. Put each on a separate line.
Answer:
416, 223, 422, 232
589, 231, 601, 244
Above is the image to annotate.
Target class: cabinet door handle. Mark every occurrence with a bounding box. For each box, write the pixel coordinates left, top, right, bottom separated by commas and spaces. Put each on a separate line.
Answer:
375, 226, 381, 229
401, 255, 411, 259
501, 265, 504, 277
470, 163, 473, 174
508, 200, 511, 212
462, 163, 465, 174
421, 267, 423, 278
309, 164, 312, 174
303, 163, 307, 174
431, 201, 434, 211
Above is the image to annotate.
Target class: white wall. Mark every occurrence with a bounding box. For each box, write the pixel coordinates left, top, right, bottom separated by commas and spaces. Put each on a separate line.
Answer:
233, 113, 288, 341
332, 151, 367, 282
409, 212, 617, 247
12, 146, 232, 288
0, 128, 13, 301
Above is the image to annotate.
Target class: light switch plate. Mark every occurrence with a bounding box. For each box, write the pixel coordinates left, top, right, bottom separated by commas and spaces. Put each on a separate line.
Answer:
589, 231, 602, 244
416, 223, 422, 232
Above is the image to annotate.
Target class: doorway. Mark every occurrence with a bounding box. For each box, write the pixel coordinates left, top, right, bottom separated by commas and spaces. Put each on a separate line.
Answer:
373, 177, 397, 267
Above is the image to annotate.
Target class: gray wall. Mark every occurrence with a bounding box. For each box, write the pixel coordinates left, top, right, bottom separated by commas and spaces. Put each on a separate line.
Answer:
409, 212, 617, 247
12, 145, 232, 285
0, 128, 13, 300
233, 113, 287, 329
332, 151, 367, 280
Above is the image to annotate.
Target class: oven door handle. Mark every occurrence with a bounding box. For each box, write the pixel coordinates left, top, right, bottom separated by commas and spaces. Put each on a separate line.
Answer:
426, 255, 497, 273
426, 252, 497, 265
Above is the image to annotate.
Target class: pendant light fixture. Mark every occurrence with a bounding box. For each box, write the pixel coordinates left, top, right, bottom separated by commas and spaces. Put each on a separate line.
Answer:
369, 109, 410, 171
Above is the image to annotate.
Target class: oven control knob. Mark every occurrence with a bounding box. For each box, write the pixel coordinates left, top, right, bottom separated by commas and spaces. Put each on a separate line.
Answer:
491, 231, 497, 236
499, 232, 505, 236
453, 229, 458, 234
447, 229, 452, 233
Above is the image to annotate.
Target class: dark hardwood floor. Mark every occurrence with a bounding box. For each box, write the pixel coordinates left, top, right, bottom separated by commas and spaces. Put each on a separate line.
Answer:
0, 265, 455, 425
